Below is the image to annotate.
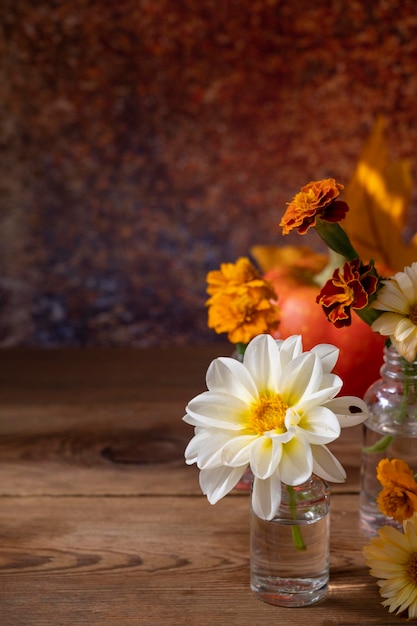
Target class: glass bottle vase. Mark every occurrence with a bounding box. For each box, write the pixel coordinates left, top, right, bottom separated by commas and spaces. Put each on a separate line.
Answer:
250, 474, 330, 607
359, 345, 417, 536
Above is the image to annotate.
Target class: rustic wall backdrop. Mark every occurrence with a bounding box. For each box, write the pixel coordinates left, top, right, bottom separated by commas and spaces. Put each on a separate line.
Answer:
1, 0, 416, 346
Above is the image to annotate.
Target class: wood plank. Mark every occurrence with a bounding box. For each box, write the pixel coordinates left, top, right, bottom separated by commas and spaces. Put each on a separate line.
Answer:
0, 494, 402, 626
0, 414, 362, 496
0, 348, 399, 625
0, 346, 365, 496
0, 346, 360, 495
0, 346, 229, 404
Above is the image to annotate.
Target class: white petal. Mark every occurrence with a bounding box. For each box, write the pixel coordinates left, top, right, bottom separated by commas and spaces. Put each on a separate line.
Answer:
185, 391, 247, 430
324, 396, 369, 427
206, 356, 258, 402
251, 472, 282, 520
184, 429, 206, 464
393, 272, 415, 304
404, 264, 417, 301
184, 429, 233, 469
296, 406, 341, 444
199, 466, 246, 504
276, 334, 304, 368
372, 312, 404, 335
295, 380, 342, 413
221, 434, 258, 466
393, 318, 417, 342
319, 372, 343, 393
250, 436, 283, 479
372, 280, 411, 313
243, 334, 281, 392
392, 336, 417, 362
280, 436, 312, 485
280, 353, 323, 406
311, 444, 346, 482
311, 343, 339, 373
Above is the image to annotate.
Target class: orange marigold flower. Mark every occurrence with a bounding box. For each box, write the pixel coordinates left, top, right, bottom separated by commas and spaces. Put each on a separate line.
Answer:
376, 458, 417, 524
280, 178, 349, 235
206, 257, 280, 345
206, 257, 263, 297
316, 259, 378, 328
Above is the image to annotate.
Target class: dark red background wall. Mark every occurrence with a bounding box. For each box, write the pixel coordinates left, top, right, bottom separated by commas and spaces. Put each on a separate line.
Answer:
1, 0, 416, 346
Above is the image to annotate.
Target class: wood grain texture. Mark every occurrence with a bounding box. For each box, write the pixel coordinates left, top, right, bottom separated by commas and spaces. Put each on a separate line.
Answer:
0, 347, 405, 625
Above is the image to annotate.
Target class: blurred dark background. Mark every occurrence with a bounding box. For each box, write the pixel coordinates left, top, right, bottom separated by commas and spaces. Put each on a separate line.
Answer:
1, 0, 416, 347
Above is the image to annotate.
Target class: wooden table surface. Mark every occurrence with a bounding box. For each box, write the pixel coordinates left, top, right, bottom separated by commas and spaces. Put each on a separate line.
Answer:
0, 346, 405, 625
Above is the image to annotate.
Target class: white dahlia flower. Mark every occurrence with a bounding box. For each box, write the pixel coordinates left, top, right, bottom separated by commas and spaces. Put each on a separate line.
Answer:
183, 334, 368, 520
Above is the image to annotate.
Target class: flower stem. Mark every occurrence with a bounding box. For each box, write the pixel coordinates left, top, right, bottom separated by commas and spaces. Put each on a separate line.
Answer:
314, 220, 359, 261
363, 435, 393, 453
287, 485, 306, 550
235, 342, 247, 358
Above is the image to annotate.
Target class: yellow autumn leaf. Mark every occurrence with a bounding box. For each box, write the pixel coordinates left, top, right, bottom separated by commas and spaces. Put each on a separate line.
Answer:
250, 244, 327, 274
343, 116, 415, 272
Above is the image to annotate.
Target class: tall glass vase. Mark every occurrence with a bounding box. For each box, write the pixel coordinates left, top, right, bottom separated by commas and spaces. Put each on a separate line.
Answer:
250, 475, 330, 607
359, 345, 417, 536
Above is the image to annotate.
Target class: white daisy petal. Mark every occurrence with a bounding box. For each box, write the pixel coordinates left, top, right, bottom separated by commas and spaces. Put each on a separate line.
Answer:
393, 271, 415, 304
371, 263, 417, 364
372, 274, 413, 313
372, 312, 405, 335
252, 472, 282, 521
373, 286, 410, 314
393, 317, 417, 342
363, 513, 417, 619
392, 335, 417, 362
311, 444, 346, 482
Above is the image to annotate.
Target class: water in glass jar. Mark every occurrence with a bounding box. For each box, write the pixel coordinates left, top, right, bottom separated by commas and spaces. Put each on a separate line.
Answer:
250, 511, 329, 607
359, 421, 417, 536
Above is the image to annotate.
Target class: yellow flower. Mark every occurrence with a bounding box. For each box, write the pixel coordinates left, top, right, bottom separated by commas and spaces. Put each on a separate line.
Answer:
363, 514, 417, 619
206, 257, 280, 345
376, 458, 417, 524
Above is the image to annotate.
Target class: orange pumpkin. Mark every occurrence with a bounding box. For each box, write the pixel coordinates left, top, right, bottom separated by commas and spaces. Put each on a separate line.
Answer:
252, 245, 386, 399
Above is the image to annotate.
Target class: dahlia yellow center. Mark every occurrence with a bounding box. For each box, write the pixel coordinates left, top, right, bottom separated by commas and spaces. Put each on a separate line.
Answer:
248, 392, 288, 435
409, 304, 417, 325
406, 553, 417, 584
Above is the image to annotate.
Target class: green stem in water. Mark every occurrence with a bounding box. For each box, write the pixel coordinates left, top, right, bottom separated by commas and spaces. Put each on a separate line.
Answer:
363, 435, 393, 454
287, 485, 306, 551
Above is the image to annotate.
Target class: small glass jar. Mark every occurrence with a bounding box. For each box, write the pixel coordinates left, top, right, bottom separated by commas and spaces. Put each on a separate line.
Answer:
359, 345, 417, 536
250, 475, 330, 607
